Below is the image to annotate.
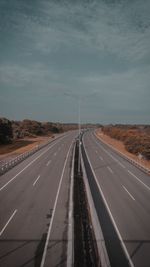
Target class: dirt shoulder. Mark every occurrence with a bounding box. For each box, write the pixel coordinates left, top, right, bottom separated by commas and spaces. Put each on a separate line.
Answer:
96, 129, 150, 170
0, 135, 54, 161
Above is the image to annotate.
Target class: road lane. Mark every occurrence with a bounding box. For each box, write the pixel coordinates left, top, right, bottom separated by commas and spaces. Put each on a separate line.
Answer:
0, 134, 68, 191
0, 131, 77, 267
83, 130, 150, 267
0, 134, 72, 231
92, 133, 150, 187
41, 141, 73, 267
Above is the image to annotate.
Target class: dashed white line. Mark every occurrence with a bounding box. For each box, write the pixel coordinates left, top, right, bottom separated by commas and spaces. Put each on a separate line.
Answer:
99, 156, 103, 161
0, 210, 17, 236
33, 175, 41, 186
128, 170, 150, 191
54, 152, 57, 156
82, 137, 135, 267
117, 161, 125, 169
93, 138, 126, 169
95, 150, 98, 154
107, 166, 113, 174
0, 137, 66, 192
123, 186, 135, 201
40, 142, 73, 267
46, 160, 51, 166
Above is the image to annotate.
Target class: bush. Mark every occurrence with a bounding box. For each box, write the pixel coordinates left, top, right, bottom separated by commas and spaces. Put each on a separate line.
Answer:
0, 118, 13, 144
102, 125, 150, 160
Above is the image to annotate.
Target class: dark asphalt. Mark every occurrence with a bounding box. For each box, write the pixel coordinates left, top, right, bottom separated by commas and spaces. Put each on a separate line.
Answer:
1, 128, 150, 267
83, 130, 150, 267
0, 131, 77, 267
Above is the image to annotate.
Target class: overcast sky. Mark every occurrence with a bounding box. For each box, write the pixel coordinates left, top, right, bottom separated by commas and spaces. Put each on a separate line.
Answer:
0, 0, 150, 124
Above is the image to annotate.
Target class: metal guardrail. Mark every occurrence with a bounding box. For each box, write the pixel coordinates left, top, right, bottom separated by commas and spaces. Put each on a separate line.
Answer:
94, 132, 150, 175
0, 136, 62, 176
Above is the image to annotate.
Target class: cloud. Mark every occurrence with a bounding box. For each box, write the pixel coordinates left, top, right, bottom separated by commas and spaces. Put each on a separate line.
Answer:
20, 0, 150, 62
0, 0, 150, 123
80, 65, 150, 111
1, 0, 149, 62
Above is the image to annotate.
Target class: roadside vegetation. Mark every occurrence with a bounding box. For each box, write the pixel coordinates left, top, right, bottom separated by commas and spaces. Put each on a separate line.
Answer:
0, 117, 78, 156
0, 118, 64, 145
101, 125, 150, 160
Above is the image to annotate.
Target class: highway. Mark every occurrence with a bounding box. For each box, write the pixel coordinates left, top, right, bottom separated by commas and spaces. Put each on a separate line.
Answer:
1, 128, 150, 267
83, 130, 150, 267
0, 131, 77, 267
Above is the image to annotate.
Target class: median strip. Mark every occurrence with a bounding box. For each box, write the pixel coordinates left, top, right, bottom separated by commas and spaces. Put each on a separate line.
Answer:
73, 141, 99, 267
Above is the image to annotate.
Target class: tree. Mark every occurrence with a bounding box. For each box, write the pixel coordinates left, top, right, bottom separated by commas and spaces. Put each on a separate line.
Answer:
0, 118, 13, 144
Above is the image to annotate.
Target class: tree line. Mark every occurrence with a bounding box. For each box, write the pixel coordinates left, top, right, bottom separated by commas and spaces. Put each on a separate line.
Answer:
0, 118, 64, 145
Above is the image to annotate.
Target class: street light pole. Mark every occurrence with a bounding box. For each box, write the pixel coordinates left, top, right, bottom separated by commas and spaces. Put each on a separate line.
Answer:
64, 91, 99, 174
78, 97, 81, 174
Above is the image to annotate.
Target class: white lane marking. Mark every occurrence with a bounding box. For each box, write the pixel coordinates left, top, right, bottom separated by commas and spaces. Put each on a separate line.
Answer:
99, 156, 103, 161
117, 161, 125, 169
46, 160, 51, 166
128, 170, 150, 191
123, 186, 135, 201
54, 152, 57, 156
95, 150, 98, 154
40, 142, 73, 267
83, 136, 135, 267
0, 137, 66, 192
93, 137, 126, 169
0, 210, 17, 236
33, 175, 41, 186
107, 166, 113, 174
67, 144, 75, 267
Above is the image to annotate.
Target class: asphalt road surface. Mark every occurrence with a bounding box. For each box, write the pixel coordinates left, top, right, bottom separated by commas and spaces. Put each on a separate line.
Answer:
83, 130, 150, 267
0, 131, 77, 267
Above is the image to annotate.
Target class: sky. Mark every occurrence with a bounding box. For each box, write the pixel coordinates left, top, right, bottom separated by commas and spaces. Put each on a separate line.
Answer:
0, 0, 150, 124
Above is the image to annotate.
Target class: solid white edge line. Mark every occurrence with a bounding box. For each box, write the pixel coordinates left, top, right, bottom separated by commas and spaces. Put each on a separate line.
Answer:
0, 136, 66, 192
0, 209, 17, 236
94, 131, 150, 173
81, 149, 110, 267
33, 175, 41, 186
123, 186, 135, 201
67, 144, 75, 267
128, 170, 150, 191
40, 142, 73, 267
83, 136, 135, 267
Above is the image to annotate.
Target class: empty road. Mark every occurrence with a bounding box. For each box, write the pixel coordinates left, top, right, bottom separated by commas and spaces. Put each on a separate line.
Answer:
0, 131, 77, 267
83, 130, 150, 267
